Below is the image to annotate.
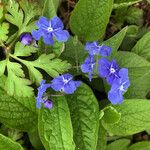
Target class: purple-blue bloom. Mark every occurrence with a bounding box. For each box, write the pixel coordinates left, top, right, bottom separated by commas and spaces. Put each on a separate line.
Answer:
81, 55, 95, 81
36, 80, 51, 109
32, 16, 70, 45
98, 58, 120, 85
108, 68, 130, 105
85, 42, 112, 56
50, 73, 81, 94
20, 33, 33, 45
44, 100, 53, 109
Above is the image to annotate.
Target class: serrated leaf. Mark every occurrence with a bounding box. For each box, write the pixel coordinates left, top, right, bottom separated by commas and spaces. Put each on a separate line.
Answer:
106, 139, 130, 150
96, 122, 107, 150
14, 42, 38, 57
102, 99, 150, 136
0, 87, 37, 132
0, 22, 9, 41
132, 32, 150, 61
42, 0, 60, 18
5, 61, 34, 97
70, 0, 114, 41
5, 0, 23, 28
101, 106, 121, 124
128, 141, 150, 150
66, 83, 99, 150
0, 134, 23, 150
38, 97, 75, 150
114, 51, 150, 98
104, 27, 128, 57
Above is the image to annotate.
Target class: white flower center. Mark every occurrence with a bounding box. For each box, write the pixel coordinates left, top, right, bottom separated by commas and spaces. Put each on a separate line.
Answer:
47, 27, 53, 32
120, 85, 124, 91
110, 67, 115, 73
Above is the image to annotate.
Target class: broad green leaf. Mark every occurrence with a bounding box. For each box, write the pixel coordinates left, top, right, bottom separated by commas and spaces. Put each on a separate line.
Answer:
70, 0, 114, 41
102, 99, 150, 136
101, 106, 121, 124
104, 27, 128, 57
38, 97, 75, 150
42, 0, 60, 18
128, 141, 150, 150
106, 139, 130, 150
14, 42, 38, 57
132, 32, 150, 61
66, 83, 99, 150
96, 122, 107, 150
0, 23, 9, 41
0, 87, 37, 132
5, 61, 34, 97
114, 51, 150, 98
0, 134, 23, 150
114, 0, 141, 3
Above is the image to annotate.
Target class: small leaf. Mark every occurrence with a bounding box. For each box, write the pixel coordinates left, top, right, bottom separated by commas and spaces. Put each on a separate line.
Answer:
128, 141, 150, 150
102, 99, 150, 136
101, 106, 121, 124
66, 83, 99, 150
0, 23, 9, 41
70, 0, 114, 41
106, 139, 130, 150
38, 97, 75, 150
0, 134, 23, 150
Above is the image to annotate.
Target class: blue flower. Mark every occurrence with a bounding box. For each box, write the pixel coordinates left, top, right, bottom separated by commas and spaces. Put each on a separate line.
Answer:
98, 58, 120, 85
85, 42, 112, 56
32, 16, 70, 45
108, 68, 130, 105
20, 33, 33, 45
81, 55, 95, 81
36, 80, 51, 109
44, 100, 53, 109
50, 73, 81, 94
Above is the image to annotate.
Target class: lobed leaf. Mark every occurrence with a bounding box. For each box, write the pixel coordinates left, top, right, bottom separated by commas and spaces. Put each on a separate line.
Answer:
0, 23, 9, 41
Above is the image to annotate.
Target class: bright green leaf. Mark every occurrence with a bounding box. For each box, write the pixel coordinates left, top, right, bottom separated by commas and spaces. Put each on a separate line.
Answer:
115, 51, 150, 98
38, 97, 75, 150
101, 106, 121, 124
0, 23, 9, 41
102, 99, 150, 136
66, 83, 99, 150
0, 133, 23, 150
128, 141, 150, 150
70, 0, 114, 41
0, 60, 6, 76
132, 32, 150, 61
106, 139, 130, 150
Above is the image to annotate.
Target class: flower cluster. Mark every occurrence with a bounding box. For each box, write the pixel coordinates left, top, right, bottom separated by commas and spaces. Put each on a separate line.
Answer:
81, 42, 130, 105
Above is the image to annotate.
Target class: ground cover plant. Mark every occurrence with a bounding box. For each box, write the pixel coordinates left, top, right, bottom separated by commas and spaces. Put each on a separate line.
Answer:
0, 0, 150, 149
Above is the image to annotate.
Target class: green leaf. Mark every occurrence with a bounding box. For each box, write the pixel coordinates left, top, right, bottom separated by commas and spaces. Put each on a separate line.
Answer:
66, 83, 99, 150
104, 27, 128, 57
101, 106, 121, 124
96, 122, 107, 150
102, 99, 150, 136
128, 141, 150, 150
70, 0, 114, 41
14, 42, 38, 57
5, 61, 34, 97
0, 134, 23, 150
38, 97, 75, 150
132, 32, 150, 61
42, 0, 60, 18
5, 0, 23, 28
53, 41, 65, 57
0, 23, 9, 41
0, 60, 7, 76
0, 5, 3, 19
106, 139, 130, 150
0, 87, 37, 132
114, 51, 150, 98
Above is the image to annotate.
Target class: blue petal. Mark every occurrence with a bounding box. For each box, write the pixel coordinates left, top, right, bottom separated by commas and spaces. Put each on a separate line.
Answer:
62, 73, 73, 80
51, 76, 64, 91
64, 81, 76, 94
32, 30, 42, 40
108, 90, 124, 105
81, 63, 91, 73
119, 68, 129, 81
99, 45, 112, 57
85, 42, 100, 55
36, 16, 49, 28
43, 34, 54, 45
75, 81, 81, 87
51, 16, 64, 29
53, 30, 70, 42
